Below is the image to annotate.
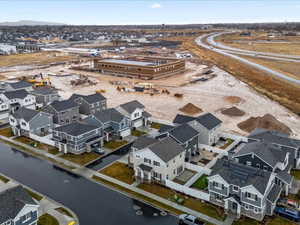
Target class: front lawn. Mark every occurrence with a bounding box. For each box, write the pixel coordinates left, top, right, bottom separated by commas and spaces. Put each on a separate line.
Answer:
0, 174, 10, 183
150, 122, 163, 129
220, 139, 234, 149
38, 213, 59, 225
60, 152, 101, 165
137, 183, 225, 221
104, 140, 128, 150
0, 127, 14, 137
131, 129, 146, 137
14, 136, 59, 155
192, 175, 208, 190
100, 162, 135, 184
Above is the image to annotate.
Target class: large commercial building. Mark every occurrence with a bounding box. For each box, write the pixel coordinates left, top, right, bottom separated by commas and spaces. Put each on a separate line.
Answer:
93, 56, 185, 80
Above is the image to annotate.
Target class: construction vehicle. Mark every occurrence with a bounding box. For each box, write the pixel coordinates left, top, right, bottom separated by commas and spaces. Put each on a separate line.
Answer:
96, 89, 106, 94
19, 73, 52, 87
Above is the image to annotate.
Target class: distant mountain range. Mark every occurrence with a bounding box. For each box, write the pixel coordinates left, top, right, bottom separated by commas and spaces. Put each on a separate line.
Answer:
0, 20, 66, 26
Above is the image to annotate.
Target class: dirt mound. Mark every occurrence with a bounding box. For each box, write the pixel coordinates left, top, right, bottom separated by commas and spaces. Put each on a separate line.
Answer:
179, 103, 203, 115
221, 107, 245, 117
224, 96, 243, 104
238, 114, 292, 134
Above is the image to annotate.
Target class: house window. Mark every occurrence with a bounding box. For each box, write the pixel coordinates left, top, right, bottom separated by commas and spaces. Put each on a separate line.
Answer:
153, 161, 160, 167
233, 185, 239, 192
144, 158, 151, 164
246, 161, 252, 166
244, 204, 249, 210
263, 165, 269, 171
21, 122, 26, 126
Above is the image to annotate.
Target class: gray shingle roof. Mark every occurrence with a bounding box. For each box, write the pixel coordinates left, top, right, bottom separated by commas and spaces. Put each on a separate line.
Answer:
132, 136, 158, 150
54, 122, 99, 136
234, 141, 287, 168
248, 128, 300, 149
93, 108, 125, 123
196, 113, 222, 130
148, 137, 185, 162
32, 86, 58, 96
0, 185, 38, 224
69, 93, 106, 104
49, 100, 78, 112
3, 89, 29, 99
173, 114, 195, 124
158, 124, 174, 133
275, 169, 293, 185
210, 159, 272, 195
267, 184, 282, 203
12, 107, 40, 122
119, 100, 145, 114
7, 81, 32, 89
169, 123, 199, 143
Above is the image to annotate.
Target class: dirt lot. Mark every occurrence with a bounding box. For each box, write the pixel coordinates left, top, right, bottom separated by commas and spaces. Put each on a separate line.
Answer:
2, 59, 299, 138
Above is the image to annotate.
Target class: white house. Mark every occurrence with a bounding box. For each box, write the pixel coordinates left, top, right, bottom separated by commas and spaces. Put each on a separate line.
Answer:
129, 136, 186, 184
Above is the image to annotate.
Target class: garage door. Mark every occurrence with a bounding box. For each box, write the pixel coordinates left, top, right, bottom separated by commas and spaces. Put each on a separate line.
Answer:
133, 119, 143, 128
120, 129, 131, 137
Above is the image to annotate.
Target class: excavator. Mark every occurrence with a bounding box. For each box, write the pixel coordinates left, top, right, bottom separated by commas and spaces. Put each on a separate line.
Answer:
19, 73, 52, 87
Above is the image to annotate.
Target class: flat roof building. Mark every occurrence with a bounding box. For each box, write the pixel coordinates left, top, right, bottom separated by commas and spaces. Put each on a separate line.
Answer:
93, 56, 185, 80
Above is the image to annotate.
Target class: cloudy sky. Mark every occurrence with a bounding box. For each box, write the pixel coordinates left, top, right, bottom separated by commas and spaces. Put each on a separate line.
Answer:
1, 0, 300, 25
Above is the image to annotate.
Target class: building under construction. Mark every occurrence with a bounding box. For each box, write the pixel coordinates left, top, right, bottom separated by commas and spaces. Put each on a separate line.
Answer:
93, 56, 185, 80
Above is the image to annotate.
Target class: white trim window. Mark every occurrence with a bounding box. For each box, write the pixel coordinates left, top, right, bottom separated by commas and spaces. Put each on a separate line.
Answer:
232, 185, 239, 192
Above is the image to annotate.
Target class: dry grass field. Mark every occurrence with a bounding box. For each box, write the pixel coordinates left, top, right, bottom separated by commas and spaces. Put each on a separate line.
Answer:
0, 51, 77, 67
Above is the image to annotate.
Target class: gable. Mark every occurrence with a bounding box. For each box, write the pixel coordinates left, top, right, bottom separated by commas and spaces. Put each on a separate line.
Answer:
14, 204, 39, 221
240, 185, 264, 197
208, 174, 229, 186
136, 148, 166, 165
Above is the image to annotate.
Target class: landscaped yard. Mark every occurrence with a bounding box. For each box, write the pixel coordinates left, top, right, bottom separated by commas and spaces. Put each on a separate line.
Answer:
192, 175, 208, 190
137, 183, 225, 221
104, 140, 128, 149
37, 213, 59, 225
14, 136, 59, 155
0, 174, 10, 183
220, 139, 234, 149
99, 162, 135, 184
150, 122, 163, 129
0, 127, 14, 137
60, 152, 101, 165
55, 207, 74, 218
131, 129, 146, 137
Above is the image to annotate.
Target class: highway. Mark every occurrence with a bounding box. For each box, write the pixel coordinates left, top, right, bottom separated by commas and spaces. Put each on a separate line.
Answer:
195, 32, 300, 86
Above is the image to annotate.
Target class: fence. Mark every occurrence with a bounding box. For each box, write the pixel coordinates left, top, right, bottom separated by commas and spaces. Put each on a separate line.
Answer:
185, 162, 211, 174
165, 179, 210, 201
29, 133, 55, 146
220, 132, 248, 142
199, 144, 228, 156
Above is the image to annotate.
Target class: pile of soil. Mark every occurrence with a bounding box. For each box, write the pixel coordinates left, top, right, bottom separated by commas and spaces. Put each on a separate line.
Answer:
179, 103, 203, 115
237, 114, 292, 134
224, 96, 243, 104
221, 107, 245, 117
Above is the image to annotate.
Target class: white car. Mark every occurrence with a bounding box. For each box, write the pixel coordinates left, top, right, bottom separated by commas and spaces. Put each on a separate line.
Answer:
178, 214, 205, 225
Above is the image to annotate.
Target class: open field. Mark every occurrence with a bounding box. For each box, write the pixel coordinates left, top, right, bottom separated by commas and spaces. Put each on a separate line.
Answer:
99, 162, 135, 185
216, 32, 300, 56
0, 51, 77, 67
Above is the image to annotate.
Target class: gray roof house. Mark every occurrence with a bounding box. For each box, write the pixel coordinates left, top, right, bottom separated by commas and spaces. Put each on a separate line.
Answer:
53, 122, 103, 154
4, 80, 33, 92
208, 159, 281, 221
9, 107, 53, 137
129, 136, 186, 184
117, 100, 152, 128
69, 93, 107, 115
43, 99, 79, 125
31, 86, 60, 107
172, 113, 222, 146
83, 108, 131, 139
0, 185, 39, 225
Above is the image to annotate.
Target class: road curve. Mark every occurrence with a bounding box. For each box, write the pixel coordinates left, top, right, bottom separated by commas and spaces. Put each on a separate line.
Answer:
195, 33, 300, 86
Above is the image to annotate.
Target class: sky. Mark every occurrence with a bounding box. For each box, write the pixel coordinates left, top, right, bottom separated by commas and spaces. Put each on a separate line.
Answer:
0, 0, 300, 25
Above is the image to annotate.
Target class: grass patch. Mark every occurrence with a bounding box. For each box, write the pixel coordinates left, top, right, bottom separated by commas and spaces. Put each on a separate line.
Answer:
266, 216, 298, 225
233, 216, 260, 225
220, 139, 234, 149
150, 122, 162, 129
0, 174, 10, 183
55, 207, 74, 218
38, 213, 59, 225
291, 169, 300, 180
100, 162, 135, 184
104, 140, 128, 150
25, 188, 43, 201
0, 127, 14, 137
138, 183, 225, 221
233, 215, 299, 225
14, 136, 59, 155
191, 175, 208, 190
131, 129, 146, 137
60, 152, 101, 165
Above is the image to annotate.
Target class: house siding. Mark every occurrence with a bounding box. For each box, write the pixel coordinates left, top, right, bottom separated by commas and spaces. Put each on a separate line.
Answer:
234, 155, 273, 172
15, 210, 38, 225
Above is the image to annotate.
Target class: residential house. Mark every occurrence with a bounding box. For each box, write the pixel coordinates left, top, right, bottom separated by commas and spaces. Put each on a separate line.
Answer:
248, 128, 300, 168
1, 80, 33, 92
173, 113, 222, 145
0, 89, 36, 120
43, 99, 79, 125
83, 108, 131, 140
68, 93, 107, 115
9, 107, 53, 137
208, 158, 281, 221
129, 136, 186, 184
0, 185, 39, 225
157, 123, 200, 161
31, 86, 60, 108
53, 122, 103, 154
117, 100, 151, 128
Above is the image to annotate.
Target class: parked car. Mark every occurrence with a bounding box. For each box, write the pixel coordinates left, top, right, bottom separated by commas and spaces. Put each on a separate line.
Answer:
274, 206, 300, 222
94, 147, 105, 154
277, 198, 300, 211
178, 214, 205, 225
